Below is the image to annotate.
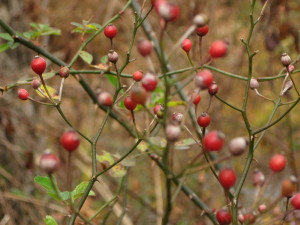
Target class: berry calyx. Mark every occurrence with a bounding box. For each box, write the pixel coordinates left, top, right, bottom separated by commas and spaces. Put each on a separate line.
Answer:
141, 72, 158, 92
181, 39, 192, 53
18, 88, 29, 100
203, 130, 225, 151
31, 56, 46, 75
104, 24, 117, 39
60, 130, 80, 152
269, 153, 286, 172
291, 193, 300, 209
40, 151, 59, 174
124, 96, 137, 111
130, 85, 148, 105
209, 41, 228, 58
196, 25, 209, 37
197, 112, 211, 128
132, 70, 143, 81
137, 39, 152, 57
31, 79, 41, 89
98, 91, 113, 107
195, 69, 214, 89
219, 168, 236, 189
216, 209, 232, 225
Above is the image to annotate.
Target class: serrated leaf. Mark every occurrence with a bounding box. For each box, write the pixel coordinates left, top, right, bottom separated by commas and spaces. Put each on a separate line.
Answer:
97, 151, 114, 165
34, 176, 60, 200
0, 33, 13, 41
79, 51, 93, 64
36, 85, 59, 100
71, 181, 95, 200
167, 101, 186, 107
44, 215, 58, 225
109, 165, 126, 177
105, 74, 117, 87
0, 43, 10, 52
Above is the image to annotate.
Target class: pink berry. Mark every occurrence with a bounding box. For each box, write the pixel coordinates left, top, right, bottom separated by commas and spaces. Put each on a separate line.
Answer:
40, 152, 59, 174
197, 113, 211, 128
130, 85, 148, 105
60, 130, 80, 152
104, 24, 117, 39
124, 96, 137, 111
18, 88, 29, 100
181, 39, 192, 53
291, 193, 300, 209
133, 70, 143, 81
216, 209, 232, 225
98, 92, 113, 107
195, 69, 214, 89
228, 137, 247, 156
258, 204, 267, 213
203, 130, 225, 151
166, 124, 181, 142
196, 25, 209, 37
137, 39, 152, 57
219, 168, 236, 189
171, 112, 184, 124
31, 56, 46, 75
288, 65, 295, 73
253, 169, 265, 187
141, 72, 158, 92
269, 154, 286, 172
31, 79, 41, 89
157, 2, 180, 22
59, 66, 70, 78
209, 41, 228, 58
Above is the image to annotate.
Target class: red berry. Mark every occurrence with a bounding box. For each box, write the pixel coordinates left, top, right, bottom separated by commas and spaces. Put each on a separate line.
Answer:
171, 112, 184, 124
209, 41, 228, 58
269, 154, 286, 172
196, 25, 209, 37
137, 39, 152, 57
31, 56, 46, 75
18, 88, 29, 100
133, 70, 143, 81
40, 152, 59, 174
291, 193, 300, 209
141, 72, 158, 92
181, 39, 192, 52
191, 93, 201, 105
216, 209, 232, 225
158, 2, 180, 22
60, 130, 80, 152
203, 130, 225, 151
195, 69, 214, 89
124, 96, 137, 111
104, 24, 117, 39
208, 82, 219, 95
130, 85, 148, 105
243, 213, 256, 224
98, 92, 113, 107
154, 104, 164, 118
154, 0, 167, 12
197, 113, 211, 128
219, 168, 236, 189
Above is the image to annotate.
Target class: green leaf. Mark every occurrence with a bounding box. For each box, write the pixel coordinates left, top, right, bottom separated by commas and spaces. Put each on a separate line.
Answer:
71, 22, 85, 28
71, 181, 95, 200
0, 33, 13, 41
97, 151, 114, 165
0, 43, 10, 52
60, 191, 72, 201
174, 138, 196, 150
34, 176, 60, 200
44, 215, 58, 225
35, 85, 59, 100
42, 72, 56, 80
23, 31, 35, 39
167, 101, 186, 107
109, 165, 127, 177
10, 42, 20, 49
101, 55, 108, 64
79, 51, 93, 64
105, 74, 117, 87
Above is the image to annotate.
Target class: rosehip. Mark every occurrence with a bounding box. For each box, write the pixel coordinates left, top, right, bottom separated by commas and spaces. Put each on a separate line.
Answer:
250, 78, 259, 89
104, 24, 117, 39
191, 93, 201, 105
108, 50, 119, 63
171, 112, 184, 124
181, 39, 192, 53
209, 41, 228, 58
193, 14, 209, 27
258, 204, 267, 213
281, 53, 291, 66
196, 25, 209, 37
243, 213, 256, 224
228, 137, 248, 156
153, 104, 164, 118
124, 96, 137, 111
18, 88, 29, 100
269, 153, 286, 172
31, 79, 41, 89
60, 130, 80, 152
197, 113, 211, 128
288, 65, 294, 73
130, 85, 148, 105
195, 69, 214, 89
291, 193, 300, 209
31, 56, 46, 75
166, 124, 181, 142
158, 2, 180, 22
216, 209, 231, 225
141, 72, 158, 92
203, 130, 225, 151
137, 39, 152, 57
59, 66, 70, 78
98, 91, 113, 107
282, 176, 297, 198
40, 151, 59, 174
219, 168, 236, 189
132, 70, 143, 81
208, 82, 219, 95
253, 169, 265, 187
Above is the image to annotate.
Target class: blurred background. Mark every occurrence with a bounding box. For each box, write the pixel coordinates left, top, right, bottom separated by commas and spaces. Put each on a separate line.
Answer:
0, 0, 300, 224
